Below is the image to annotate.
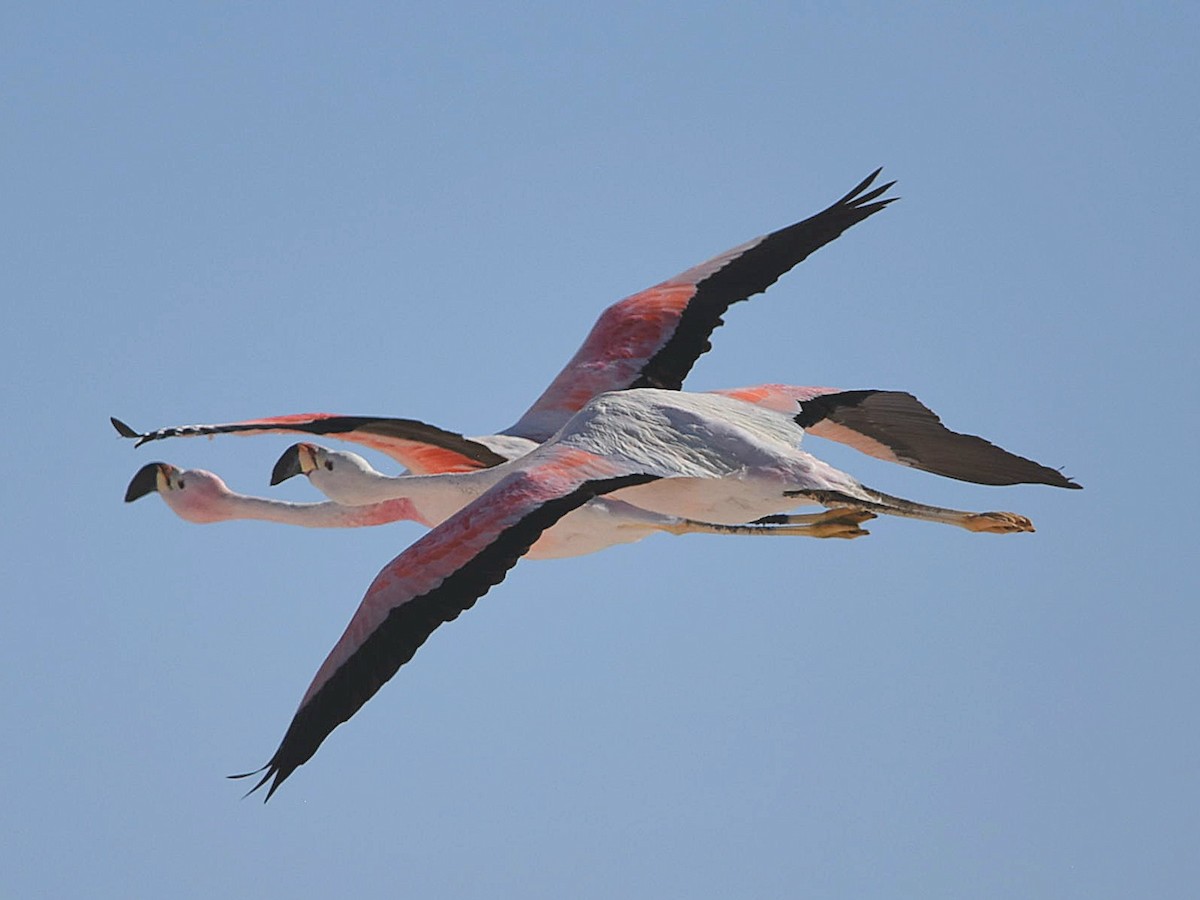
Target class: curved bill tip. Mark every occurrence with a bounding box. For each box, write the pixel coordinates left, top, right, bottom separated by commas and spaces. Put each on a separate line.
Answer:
125, 462, 167, 502
271, 445, 306, 486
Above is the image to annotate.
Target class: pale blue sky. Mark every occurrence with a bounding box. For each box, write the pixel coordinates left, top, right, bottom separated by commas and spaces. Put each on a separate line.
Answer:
3, 4, 1197, 897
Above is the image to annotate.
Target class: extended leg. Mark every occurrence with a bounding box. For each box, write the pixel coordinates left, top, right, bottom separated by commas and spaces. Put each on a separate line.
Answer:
751, 508, 877, 527
785, 485, 1034, 534
661, 508, 874, 540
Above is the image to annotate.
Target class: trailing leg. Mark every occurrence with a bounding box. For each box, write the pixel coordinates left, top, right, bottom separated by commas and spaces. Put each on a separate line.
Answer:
785, 485, 1034, 534
661, 508, 874, 540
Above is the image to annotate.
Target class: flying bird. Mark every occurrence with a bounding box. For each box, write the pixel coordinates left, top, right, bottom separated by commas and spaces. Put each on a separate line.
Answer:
233, 387, 1076, 799
113, 170, 898, 475
125, 453, 875, 549
271, 389, 1066, 536
250, 382, 1076, 556
267, 384, 1079, 507
111, 170, 1081, 801
123, 382, 1076, 555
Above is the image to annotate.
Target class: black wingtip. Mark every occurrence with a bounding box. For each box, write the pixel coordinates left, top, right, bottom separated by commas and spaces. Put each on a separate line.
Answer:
111, 416, 139, 439
271, 445, 304, 486
797, 390, 1084, 490
1030, 466, 1082, 490
855, 180, 899, 207
229, 763, 289, 802
838, 169, 877, 204
836, 168, 899, 208
125, 462, 164, 502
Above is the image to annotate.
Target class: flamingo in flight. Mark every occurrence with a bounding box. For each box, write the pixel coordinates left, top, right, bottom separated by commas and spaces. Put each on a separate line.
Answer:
123, 381, 1076, 556
125, 456, 876, 550
232, 387, 1079, 799
269, 383, 1080, 507
111, 170, 1081, 799
261, 383, 1077, 553
112, 169, 900, 476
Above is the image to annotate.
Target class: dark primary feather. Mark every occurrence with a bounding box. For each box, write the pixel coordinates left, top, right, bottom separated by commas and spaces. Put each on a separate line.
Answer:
630, 169, 898, 391
110, 416, 139, 438
796, 390, 1081, 489
237, 472, 660, 800
111, 414, 508, 468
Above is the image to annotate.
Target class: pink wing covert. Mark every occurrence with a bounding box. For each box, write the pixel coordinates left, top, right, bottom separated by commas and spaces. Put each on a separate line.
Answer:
711, 383, 903, 456
505, 169, 896, 441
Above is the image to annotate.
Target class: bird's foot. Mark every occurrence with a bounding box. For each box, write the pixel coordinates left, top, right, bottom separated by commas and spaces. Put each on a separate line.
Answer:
810, 522, 871, 539
812, 508, 876, 528
962, 511, 1035, 534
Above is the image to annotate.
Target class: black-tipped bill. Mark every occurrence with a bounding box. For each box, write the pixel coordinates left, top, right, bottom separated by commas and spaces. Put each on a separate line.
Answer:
125, 462, 168, 502
271, 444, 308, 486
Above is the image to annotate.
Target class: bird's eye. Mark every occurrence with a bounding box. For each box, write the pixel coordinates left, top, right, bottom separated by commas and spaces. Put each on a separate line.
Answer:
177, 479, 185, 490
324, 460, 333, 471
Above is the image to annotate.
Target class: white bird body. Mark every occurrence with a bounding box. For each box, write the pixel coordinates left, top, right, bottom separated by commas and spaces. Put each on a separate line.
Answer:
513, 390, 871, 523
290, 389, 875, 556
288, 391, 876, 560
295, 389, 860, 517
296, 390, 885, 522
283, 387, 1051, 566
564, 390, 856, 476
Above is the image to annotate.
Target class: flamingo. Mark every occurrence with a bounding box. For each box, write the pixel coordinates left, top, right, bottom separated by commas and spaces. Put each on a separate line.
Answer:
269, 388, 1062, 542
267, 385, 1079, 509
268, 437, 1032, 563
264, 377, 1080, 550
124, 458, 875, 551
112, 170, 898, 475
233, 387, 1079, 799
123, 382, 1075, 555
115, 382, 1078, 555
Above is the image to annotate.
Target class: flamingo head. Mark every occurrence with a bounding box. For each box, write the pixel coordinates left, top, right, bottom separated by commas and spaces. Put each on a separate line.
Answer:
271, 443, 384, 504
270, 442, 319, 485
124, 462, 232, 523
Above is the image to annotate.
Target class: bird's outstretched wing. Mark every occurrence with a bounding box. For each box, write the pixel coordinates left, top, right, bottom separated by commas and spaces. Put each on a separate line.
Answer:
233, 449, 658, 800
505, 169, 897, 441
788, 388, 1082, 489
113, 173, 895, 466
111, 414, 506, 474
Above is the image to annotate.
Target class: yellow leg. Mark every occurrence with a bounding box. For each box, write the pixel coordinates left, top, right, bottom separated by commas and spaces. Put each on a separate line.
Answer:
786, 486, 1036, 535
662, 509, 874, 540
960, 512, 1035, 533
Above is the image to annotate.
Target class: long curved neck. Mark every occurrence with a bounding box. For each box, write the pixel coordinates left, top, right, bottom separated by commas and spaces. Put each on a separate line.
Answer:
310, 467, 512, 527
212, 493, 421, 528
